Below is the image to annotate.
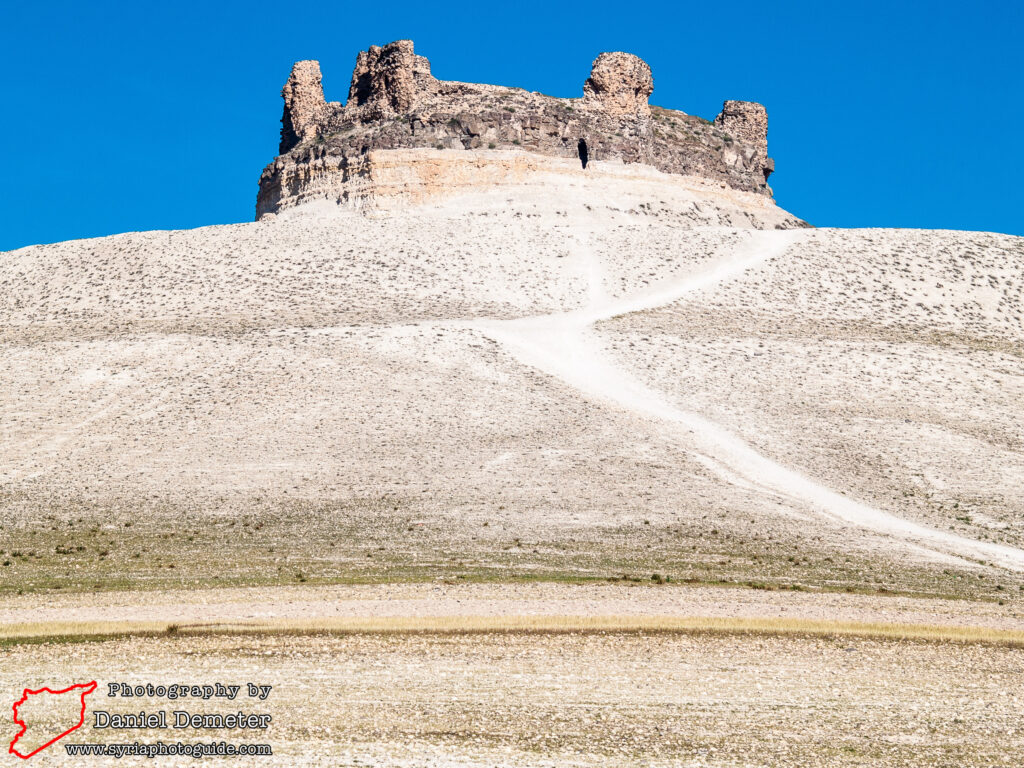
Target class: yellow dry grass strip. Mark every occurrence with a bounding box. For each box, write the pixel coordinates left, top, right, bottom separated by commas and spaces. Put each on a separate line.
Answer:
3, 615, 1024, 647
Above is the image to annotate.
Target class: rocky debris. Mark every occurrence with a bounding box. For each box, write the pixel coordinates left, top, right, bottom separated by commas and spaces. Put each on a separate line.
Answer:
261, 40, 779, 216
279, 61, 327, 154
347, 39, 437, 119
583, 52, 654, 116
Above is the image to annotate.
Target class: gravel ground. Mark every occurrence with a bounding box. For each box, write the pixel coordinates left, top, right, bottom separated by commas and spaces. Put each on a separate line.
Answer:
3, 582, 1023, 632
3, 631, 1022, 766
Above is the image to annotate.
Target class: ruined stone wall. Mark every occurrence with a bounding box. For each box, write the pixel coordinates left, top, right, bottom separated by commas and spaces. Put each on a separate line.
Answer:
714, 100, 768, 156
258, 40, 774, 218
278, 60, 327, 154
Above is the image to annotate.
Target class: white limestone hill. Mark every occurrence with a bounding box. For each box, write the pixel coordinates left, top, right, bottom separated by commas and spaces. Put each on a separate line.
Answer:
2, 154, 1023, 595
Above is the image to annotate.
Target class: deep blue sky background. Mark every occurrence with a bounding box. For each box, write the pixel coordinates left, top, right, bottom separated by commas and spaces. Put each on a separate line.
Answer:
2, 0, 1022, 250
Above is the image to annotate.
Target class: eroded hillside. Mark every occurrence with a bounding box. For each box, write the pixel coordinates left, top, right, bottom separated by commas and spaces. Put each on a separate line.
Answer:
1, 163, 1022, 598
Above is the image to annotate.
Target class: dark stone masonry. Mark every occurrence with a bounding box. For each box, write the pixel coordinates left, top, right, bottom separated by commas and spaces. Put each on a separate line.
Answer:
257, 40, 776, 218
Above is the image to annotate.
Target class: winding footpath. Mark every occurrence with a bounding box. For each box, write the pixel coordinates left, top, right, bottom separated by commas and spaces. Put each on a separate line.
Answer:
472, 229, 1024, 572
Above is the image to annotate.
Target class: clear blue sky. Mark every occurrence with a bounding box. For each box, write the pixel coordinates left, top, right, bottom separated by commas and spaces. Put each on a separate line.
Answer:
2, 0, 1021, 250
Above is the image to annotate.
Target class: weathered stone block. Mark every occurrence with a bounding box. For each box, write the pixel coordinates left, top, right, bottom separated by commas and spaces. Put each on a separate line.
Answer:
583, 52, 654, 116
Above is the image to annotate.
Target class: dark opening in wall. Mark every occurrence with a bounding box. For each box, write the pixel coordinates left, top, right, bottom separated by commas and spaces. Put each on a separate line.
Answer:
577, 139, 589, 169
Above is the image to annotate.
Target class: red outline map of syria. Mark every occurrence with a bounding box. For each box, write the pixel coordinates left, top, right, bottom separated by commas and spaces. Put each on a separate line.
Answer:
8, 681, 97, 759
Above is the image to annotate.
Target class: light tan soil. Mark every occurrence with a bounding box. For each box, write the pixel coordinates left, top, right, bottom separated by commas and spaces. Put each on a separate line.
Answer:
3, 192, 1022, 597
3, 630, 1022, 766
3, 582, 1023, 632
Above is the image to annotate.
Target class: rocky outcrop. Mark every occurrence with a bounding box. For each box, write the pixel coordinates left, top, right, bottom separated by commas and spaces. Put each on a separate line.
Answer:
279, 61, 327, 154
346, 39, 437, 119
714, 100, 772, 181
255, 148, 806, 231
260, 40, 778, 218
582, 52, 654, 116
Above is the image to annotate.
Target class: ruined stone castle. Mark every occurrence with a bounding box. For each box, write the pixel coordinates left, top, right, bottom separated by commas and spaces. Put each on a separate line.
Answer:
256, 40, 775, 218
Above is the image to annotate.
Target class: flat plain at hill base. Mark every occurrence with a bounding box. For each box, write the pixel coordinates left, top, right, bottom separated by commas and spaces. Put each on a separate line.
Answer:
4, 630, 1023, 767
3, 582, 1024, 631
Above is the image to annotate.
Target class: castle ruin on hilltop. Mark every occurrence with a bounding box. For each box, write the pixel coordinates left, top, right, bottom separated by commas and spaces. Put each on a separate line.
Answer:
256, 40, 775, 218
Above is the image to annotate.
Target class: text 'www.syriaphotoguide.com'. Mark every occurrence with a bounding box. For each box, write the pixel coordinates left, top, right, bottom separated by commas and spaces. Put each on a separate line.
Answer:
64, 741, 272, 758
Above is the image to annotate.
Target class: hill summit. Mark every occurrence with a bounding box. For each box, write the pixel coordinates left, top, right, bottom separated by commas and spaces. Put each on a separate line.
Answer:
257, 40, 776, 218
